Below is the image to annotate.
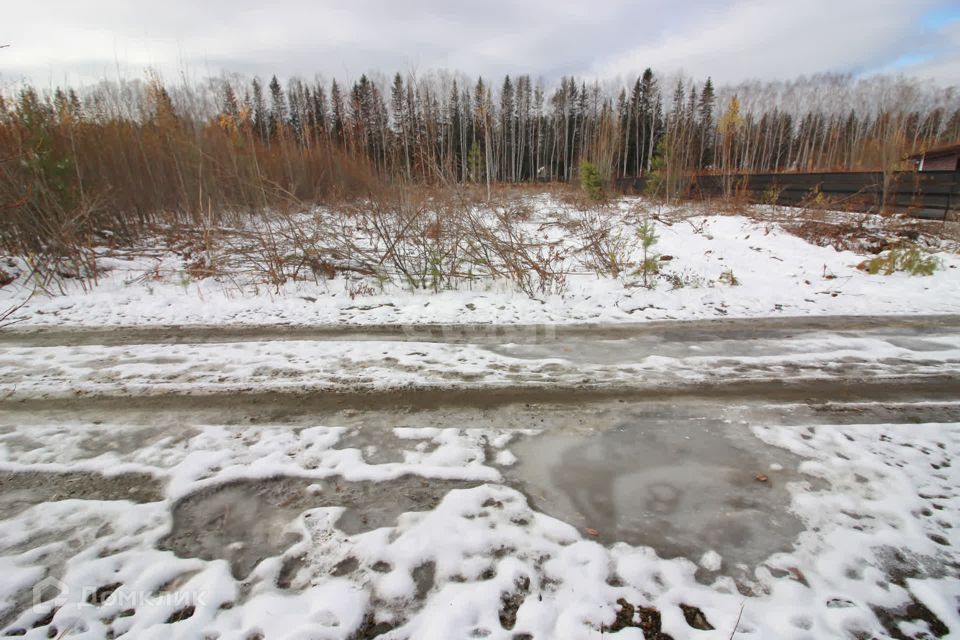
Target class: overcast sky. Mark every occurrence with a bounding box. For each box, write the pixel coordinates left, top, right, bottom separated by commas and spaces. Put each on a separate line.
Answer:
2, 0, 959, 88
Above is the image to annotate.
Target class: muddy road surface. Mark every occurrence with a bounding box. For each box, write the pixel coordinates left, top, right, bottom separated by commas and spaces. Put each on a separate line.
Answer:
1, 314, 959, 637
0, 314, 958, 403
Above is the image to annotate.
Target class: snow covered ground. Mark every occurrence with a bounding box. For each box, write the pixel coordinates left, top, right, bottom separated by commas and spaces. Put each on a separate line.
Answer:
1, 196, 959, 639
1, 197, 958, 327
0, 319, 958, 639
0, 410, 959, 639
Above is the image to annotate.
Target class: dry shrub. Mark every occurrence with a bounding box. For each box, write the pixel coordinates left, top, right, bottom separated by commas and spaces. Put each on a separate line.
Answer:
737, 202, 957, 256
786, 218, 887, 253
0, 82, 385, 288
472, 202, 568, 296
706, 179, 754, 216
321, 186, 467, 291
307, 184, 569, 297
573, 208, 635, 277
552, 182, 600, 211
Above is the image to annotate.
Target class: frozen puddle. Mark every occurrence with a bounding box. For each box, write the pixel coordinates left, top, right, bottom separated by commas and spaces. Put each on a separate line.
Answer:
159, 475, 479, 579
0, 470, 163, 519
507, 418, 810, 575
2, 399, 959, 638
154, 418, 813, 585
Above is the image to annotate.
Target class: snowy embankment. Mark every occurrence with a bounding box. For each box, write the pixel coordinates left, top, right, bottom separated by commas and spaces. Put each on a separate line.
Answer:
0, 420, 958, 639
1, 197, 958, 327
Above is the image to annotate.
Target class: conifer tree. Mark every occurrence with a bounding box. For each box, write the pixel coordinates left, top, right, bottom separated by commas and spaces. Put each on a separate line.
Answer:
268, 75, 287, 140
698, 78, 716, 169
251, 78, 268, 141
330, 80, 345, 147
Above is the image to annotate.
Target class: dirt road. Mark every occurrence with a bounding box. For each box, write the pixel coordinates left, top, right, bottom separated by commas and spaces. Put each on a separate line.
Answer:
1, 315, 959, 638
1, 314, 958, 405
3, 313, 959, 347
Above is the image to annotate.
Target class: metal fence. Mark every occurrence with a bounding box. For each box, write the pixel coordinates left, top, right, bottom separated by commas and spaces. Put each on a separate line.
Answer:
616, 170, 960, 220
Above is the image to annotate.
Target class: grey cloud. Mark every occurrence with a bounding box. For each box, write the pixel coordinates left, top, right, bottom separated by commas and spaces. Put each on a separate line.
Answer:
0, 0, 957, 87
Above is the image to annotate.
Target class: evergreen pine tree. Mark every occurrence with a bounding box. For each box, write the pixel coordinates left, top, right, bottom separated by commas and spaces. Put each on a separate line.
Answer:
330, 80, 345, 146
698, 78, 716, 169
251, 78, 268, 141
268, 75, 287, 140
311, 83, 328, 142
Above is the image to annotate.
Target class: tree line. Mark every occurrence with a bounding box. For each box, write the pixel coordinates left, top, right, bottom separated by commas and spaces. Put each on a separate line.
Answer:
207, 69, 960, 185
2, 68, 959, 259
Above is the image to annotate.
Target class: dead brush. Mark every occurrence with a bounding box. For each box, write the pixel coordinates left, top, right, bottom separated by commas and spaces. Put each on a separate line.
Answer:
554, 186, 599, 211
462, 202, 568, 297
0, 78, 386, 289
0, 173, 106, 294
316, 186, 473, 292
709, 186, 754, 217
776, 208, 945, 256
573, 208, 635, 277
0, 260, 39, 328
362, 187, 457, 291
234, 226, 288, 290
229, 211, 331, 290
0, 291, 32, 328
784, 218, 880, 253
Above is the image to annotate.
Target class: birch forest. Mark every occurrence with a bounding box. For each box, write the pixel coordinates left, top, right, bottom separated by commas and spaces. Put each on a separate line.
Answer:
214, 70, 960, 183
2, 69, 959, 253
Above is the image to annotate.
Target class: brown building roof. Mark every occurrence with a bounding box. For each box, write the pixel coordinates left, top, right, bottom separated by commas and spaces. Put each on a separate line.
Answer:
907, 143, 960, 161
